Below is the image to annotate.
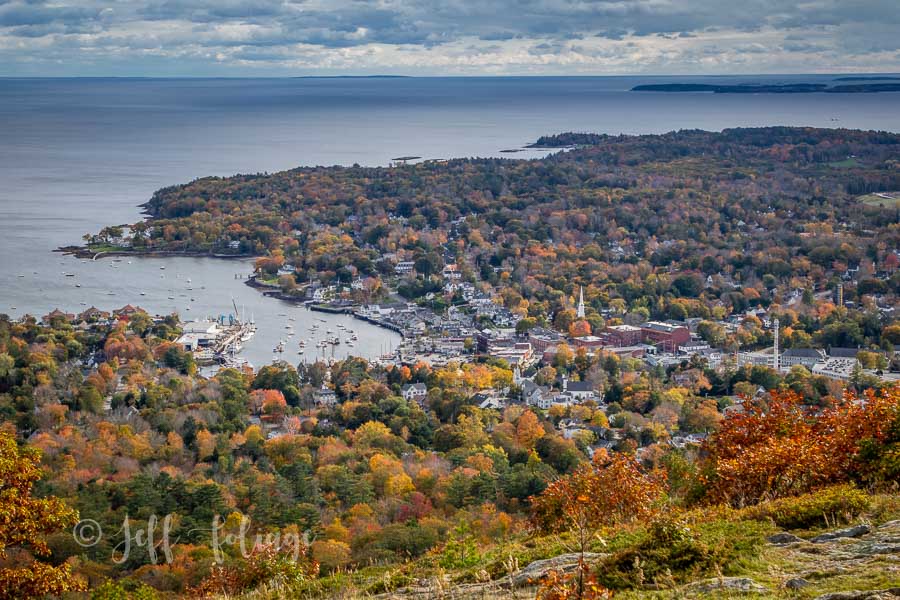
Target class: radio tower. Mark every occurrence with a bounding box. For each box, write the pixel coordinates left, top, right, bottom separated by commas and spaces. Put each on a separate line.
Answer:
837, 283, 844, 307
773, 318, 780, 372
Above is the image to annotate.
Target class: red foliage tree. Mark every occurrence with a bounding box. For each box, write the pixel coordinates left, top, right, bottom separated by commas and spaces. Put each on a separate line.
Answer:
700, 387, 900, 506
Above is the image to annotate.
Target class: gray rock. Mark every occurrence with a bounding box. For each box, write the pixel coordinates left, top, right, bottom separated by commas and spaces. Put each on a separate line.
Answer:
851, 541, 900, 555
811, 525, 871, 543
786, 577, 810, 589
685, 577, 769, 594
768, 532, 804, 544
510, 552, 605, 586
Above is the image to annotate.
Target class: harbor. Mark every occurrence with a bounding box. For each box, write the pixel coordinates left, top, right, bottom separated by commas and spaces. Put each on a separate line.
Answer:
5, 253, 401, 370
175, 312, 257, 368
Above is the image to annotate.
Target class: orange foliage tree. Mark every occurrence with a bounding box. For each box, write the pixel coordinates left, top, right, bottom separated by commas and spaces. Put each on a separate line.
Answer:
0, 432, 85, 599
568, 320, 592, 338
530, 449, 666, 535
700, 387, 900, 506
530, 449, 663, 600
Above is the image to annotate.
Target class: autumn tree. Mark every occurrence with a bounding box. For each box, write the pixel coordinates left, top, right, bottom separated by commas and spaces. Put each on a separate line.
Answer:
261, 389, 288, 422
0, 432, 85, 599
568, 320, 592, 338
700, 387, 900, 506
516, 410, 545, 449
530, 450, 663, 599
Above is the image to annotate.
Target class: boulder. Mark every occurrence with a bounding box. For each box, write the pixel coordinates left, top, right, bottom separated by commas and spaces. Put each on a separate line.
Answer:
768, 532, 804, 544
785, 577, 810, 590
510, 552, 606, 587
685, 577, 769, 594
810, 525, 871, 543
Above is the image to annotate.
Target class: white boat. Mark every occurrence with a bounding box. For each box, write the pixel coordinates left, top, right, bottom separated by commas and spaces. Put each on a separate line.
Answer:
223, 355, 250, 370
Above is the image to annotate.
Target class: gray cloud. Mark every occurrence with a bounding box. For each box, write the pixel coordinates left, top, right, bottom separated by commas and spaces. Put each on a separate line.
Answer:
0, 0, 897, 75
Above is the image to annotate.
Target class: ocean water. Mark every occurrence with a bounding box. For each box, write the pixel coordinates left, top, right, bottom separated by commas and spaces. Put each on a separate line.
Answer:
1, 75, 898, 366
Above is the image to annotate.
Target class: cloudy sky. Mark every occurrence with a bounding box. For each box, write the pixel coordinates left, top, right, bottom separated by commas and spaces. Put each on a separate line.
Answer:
1, 0, 898, 76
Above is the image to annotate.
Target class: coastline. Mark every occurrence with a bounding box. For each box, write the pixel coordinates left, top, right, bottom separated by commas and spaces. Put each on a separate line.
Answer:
55, 246, 254, 261
241, 275, 406, 338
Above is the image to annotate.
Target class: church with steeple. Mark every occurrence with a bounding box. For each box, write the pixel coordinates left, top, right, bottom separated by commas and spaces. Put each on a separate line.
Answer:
576, 286, 585, 319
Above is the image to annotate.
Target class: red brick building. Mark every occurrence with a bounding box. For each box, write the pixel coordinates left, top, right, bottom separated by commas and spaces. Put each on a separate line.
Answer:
602, 324, 643, 347
640, 321, 691, 353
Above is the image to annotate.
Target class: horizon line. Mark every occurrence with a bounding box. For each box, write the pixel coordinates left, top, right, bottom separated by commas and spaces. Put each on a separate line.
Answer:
2, 72, 900, 80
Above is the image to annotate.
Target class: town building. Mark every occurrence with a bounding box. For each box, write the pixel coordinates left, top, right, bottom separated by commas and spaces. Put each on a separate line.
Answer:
562, 377, 600, 402
442, 264, 462, 280
394, 261, 415, 275
524, 327, 565, 353
401, 383, 428, 404
314, 386, 338, 406
602, 324, 643, 347
641, 321, 691, 352
780, 348, 826, 370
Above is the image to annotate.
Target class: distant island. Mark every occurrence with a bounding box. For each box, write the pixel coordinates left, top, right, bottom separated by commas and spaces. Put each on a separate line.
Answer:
632, 82, 900, 94
291, 74, 412, 79
528, 132, 612, 147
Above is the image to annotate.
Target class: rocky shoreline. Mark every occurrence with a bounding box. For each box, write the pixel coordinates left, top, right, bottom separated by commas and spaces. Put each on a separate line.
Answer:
55, 245, 253, 261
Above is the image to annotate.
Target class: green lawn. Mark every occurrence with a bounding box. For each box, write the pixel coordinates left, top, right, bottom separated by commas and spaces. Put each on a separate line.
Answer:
828, 157, 861, 168
859, 192, 900, 207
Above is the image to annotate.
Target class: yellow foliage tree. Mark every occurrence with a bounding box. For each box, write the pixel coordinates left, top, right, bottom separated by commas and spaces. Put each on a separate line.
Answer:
516, 411, 545, 449
0, 432, 86, 599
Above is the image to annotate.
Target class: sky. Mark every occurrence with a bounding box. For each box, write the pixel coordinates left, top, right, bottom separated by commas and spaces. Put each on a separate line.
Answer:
0, 0, 898, 77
